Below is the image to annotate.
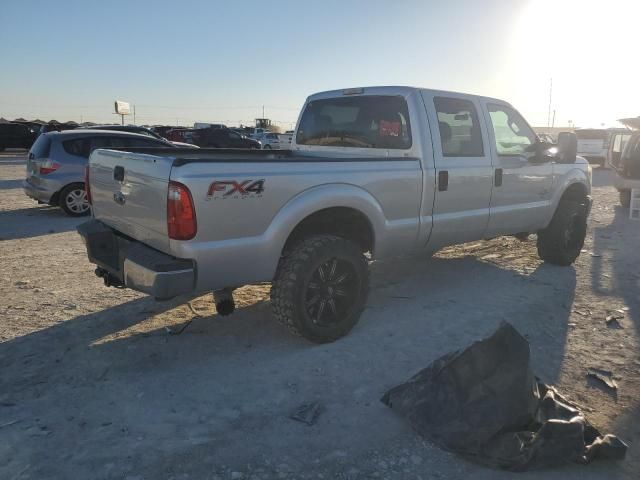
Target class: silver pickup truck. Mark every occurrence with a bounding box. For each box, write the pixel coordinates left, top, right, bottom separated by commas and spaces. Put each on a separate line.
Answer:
78, 86, 592, 343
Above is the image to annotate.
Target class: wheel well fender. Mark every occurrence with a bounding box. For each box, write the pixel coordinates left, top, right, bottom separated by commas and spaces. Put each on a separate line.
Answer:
266, 184, 386, 257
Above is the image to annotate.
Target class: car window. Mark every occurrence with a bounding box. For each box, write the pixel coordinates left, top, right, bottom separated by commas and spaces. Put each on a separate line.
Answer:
124, 137, 165, 147
91, 136, 129, 150
228, 131, 241, 139
63, 138, 90, 157
433, 97, 484, 157
296, 95, 412, 149
613, 134, 632, 154
488, 104, 536, 155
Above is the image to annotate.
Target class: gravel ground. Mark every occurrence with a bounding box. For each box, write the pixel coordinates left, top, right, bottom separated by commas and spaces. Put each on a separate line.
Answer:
1, 151, 639, 480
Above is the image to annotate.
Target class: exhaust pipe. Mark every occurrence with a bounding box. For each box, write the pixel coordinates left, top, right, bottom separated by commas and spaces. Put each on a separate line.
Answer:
95, 268, 124, 288
213, 288, 236, 316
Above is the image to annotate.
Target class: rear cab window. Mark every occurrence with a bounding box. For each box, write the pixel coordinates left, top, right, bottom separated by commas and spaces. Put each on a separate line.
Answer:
296, 95, 412, 149
434, 97, 484, 156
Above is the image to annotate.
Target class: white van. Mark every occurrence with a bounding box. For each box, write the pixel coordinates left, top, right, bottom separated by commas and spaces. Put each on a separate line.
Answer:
575, 128, 629, 166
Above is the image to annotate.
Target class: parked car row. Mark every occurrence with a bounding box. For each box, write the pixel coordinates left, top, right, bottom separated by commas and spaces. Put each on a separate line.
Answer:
0, 122, 38, 150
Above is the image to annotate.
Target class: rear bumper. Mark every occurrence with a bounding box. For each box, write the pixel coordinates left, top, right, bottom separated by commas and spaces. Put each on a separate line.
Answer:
77, 219, 195, 300
23, 179, 54, 203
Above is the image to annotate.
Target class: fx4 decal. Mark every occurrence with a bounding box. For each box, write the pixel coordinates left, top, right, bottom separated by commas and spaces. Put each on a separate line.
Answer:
206, 179, 265, 199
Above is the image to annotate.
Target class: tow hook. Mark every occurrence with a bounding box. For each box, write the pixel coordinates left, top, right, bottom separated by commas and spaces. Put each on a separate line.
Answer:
213, 288, 236, 316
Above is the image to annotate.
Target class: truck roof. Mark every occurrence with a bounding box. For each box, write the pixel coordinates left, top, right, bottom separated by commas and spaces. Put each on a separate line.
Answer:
307, 85, 508, 106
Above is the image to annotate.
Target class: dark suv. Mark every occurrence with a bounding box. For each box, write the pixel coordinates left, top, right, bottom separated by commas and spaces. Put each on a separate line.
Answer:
0, 123, 38, 150
193, 127, 261, 149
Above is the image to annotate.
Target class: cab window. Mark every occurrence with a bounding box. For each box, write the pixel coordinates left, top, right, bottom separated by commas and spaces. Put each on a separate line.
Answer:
434, 97, 484, 157
296, 95, 412, 149
488, 104, 537, 155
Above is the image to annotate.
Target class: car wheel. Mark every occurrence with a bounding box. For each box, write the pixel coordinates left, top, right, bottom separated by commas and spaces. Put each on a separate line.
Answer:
536, 199, 587, 266
264, 145, 272, 150
620, 189, 631, 208
59, 183, 90, 217
270, 235, 369, 343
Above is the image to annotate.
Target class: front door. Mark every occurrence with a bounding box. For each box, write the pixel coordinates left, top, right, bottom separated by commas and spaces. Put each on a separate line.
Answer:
421, 92, 494, 249
483, 102, 553, 237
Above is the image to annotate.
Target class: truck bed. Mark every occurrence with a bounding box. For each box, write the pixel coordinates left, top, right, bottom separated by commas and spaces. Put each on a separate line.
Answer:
109, 146, 402, 165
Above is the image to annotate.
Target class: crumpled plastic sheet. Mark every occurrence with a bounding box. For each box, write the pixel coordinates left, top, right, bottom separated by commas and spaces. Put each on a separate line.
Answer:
382, 322, 627, 471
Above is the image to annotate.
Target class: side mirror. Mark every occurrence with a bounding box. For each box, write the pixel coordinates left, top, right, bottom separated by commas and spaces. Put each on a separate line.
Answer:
557, 132, 577, 164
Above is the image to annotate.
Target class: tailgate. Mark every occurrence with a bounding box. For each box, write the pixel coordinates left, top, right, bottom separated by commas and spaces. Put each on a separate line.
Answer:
89, 149, 175, 253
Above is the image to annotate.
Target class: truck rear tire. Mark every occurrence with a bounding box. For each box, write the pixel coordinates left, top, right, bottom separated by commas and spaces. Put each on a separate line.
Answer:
270, 235, 369, 343
620, 189, 631, 208
536, 200, 587, 266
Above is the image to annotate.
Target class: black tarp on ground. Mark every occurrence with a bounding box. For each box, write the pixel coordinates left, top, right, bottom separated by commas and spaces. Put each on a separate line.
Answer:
382, 322, 627, 471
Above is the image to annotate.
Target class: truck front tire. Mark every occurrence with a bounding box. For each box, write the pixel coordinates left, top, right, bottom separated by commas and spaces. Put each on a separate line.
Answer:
536, 200, 587, 266
270, 235, 369, 343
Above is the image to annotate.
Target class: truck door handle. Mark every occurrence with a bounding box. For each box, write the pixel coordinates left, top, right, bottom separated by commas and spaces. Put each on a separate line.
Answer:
438, 170, 449, 191
495, 168, 503, 187
113, 166, 125, 182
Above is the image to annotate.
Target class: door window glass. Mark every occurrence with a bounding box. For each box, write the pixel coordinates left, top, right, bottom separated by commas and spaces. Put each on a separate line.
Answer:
488, 104, 537, 155
433, 97, 484, 157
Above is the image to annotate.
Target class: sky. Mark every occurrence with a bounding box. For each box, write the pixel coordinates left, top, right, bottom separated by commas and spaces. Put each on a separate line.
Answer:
1, 0, 638, 129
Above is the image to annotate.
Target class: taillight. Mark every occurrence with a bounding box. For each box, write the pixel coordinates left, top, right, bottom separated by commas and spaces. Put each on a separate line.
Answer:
167, 181, 197, 240
84, 165, 92, 205
39, 160, 60, 175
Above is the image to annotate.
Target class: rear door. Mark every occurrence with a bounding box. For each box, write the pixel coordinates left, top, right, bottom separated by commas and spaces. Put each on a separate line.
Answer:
89, 137, 174, 252
421, 93, 493, 248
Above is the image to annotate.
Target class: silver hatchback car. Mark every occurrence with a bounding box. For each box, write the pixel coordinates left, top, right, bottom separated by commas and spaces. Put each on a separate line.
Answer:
23, 129, 174, 216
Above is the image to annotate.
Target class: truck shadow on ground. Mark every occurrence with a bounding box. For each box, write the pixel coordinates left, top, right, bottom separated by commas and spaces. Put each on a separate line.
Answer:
0, 248, 580, 479
0, 178, 25, 189
591, 205, 640, 473
0, 205, 82, 240
0, 156, 27, 167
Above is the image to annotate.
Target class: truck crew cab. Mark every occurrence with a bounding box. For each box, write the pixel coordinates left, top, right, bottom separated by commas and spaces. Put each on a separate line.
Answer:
78, 86, 592, 343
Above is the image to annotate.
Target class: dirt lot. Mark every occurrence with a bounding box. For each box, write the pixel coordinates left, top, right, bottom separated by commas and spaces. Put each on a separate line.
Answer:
1, 151, 639, 479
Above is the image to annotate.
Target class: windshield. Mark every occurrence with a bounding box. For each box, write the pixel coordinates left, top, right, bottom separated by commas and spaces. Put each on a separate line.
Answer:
296, 95, 412, 149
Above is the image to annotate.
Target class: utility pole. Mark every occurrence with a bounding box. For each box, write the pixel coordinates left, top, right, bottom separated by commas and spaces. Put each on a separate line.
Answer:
547, 78, 553, 128
133, 105, 136, 125
262, 105, 265, 119
552, 109, 556, 128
